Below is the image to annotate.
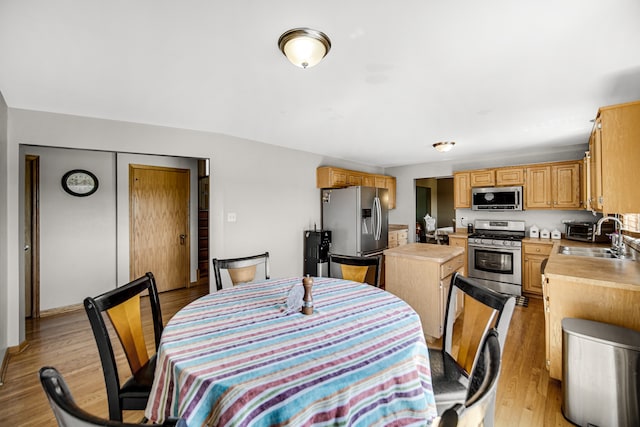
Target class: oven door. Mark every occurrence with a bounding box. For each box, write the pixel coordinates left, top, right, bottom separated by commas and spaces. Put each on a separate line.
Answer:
468, 243, 522, 294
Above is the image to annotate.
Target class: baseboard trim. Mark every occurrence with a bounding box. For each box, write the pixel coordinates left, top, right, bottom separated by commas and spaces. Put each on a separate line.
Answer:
40, 302, 83, 317
1, 340, 29, 386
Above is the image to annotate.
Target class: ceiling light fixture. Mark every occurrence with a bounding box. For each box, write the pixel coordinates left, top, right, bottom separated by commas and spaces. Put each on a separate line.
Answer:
433, 141, 456, 152
278, 28, 331, 69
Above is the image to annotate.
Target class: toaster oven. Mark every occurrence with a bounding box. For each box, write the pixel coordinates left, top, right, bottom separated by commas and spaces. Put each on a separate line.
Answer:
564, 221, 614, 242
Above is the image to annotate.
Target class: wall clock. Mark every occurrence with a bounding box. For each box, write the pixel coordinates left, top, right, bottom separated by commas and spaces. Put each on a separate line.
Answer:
61, 169, 99, 197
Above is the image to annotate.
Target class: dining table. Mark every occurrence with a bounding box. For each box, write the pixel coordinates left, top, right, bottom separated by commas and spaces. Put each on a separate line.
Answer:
145, 277, 438, 426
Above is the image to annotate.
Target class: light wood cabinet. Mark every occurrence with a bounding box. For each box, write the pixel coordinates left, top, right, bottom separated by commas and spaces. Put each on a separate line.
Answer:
496, 167, 525, 186
454, 172, 471, 208
545, 273, 640, 380
385, 244, 464, 340
317, 167, 347, 187
587, 100, 640, 213
384, 176, 397, 210
448, 234, 468, 276
388, 226, 408, 248
470, 170, 495, 187
316, 167, 397, 209
525, 161, 581, 210
346, 172, 363, 186
522, 240, 553, 296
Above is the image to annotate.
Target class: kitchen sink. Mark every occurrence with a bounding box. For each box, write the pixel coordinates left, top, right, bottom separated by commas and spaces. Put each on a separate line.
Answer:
558, 246, 636, 260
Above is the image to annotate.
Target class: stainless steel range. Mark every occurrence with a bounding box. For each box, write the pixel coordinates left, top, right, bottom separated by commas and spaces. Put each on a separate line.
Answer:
467, 219, 525, 296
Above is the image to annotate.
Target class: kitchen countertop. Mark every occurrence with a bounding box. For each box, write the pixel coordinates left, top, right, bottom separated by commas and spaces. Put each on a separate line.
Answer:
389, 224, 409, 231
543, 239, 640, 291
384, 242, 463, 263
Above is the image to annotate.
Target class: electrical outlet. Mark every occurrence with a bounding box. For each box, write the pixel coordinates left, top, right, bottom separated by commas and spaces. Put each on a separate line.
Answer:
227, 212, 237, 222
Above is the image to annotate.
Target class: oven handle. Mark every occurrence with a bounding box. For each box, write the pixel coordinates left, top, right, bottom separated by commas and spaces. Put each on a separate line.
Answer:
468, 243, 522, 253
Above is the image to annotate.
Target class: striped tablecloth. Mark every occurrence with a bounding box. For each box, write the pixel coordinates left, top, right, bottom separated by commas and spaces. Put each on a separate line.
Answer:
145, 277, 438, 426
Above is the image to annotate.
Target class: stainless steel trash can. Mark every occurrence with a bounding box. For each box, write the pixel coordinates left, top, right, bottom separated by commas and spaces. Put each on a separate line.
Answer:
562, 318, 640, 427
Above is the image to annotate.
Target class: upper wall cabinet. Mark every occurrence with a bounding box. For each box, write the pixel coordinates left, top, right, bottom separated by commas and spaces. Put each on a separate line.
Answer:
455, 160, 582, 211
496, 167, 525, 186
316, 166, 397, 209
469, 170, 495, 187
454, 172, 471, 209
525, 161, 582, 210
585, 100, 640, 214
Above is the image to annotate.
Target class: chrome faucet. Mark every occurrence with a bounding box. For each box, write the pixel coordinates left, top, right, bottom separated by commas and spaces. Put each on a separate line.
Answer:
596, 216, 625, 253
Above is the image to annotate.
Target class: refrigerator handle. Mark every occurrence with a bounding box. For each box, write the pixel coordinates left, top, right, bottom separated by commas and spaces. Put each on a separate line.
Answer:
373, 196, 382, 240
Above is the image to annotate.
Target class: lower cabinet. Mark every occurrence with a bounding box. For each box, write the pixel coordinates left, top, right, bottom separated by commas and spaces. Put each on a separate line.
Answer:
385, 246, 464, 340
522, 240, 553, 296
388, 227, 408, 248
448, 234, 468, 275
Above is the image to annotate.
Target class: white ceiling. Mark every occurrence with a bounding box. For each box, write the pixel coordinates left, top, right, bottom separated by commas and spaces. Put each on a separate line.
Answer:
1, 0, 639, 167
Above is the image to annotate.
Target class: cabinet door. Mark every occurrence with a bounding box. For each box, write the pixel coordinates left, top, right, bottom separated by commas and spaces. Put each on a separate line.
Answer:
525, 166, 551, 208
388, 231, 398, 248
470, 170, 496, 187
523, 254, 546, 295
522, 242, 552, 296
448, 236, 467, 275
496, 167, 525, 186
347, 173, 363, 186
385, 176, 396, 209
317, 167, 347, 188
589, 122, 603, 212
598, 101, 640, 213
552, 162, 581, 209
582, 153, 590, 211
454, 172, 471, 208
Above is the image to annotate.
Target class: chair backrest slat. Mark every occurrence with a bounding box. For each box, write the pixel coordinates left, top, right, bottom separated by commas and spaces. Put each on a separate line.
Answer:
106, 294, 149, 373
328, 254, 382, 287
443, 272, 515, 377
212, 252, 270, 290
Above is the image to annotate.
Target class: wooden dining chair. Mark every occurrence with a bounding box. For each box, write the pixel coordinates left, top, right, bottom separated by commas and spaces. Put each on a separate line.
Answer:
84, 272, 163, 422
437, 329, 502, 427
328, 253, 382, 287
429, 272, 515, 424
39, 366, 185, 427
212, 252, 270, 291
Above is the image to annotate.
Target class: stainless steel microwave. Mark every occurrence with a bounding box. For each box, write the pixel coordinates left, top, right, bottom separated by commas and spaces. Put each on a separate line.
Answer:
472, 186, 523, 211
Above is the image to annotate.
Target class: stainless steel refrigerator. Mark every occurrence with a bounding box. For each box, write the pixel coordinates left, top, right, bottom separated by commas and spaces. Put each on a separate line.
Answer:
321, 186, 388, 256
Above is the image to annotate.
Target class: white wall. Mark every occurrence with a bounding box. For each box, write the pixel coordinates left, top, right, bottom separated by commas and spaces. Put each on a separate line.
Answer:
385, 145, 594, 241
3, 108, 381, 347
16, 147, 201, 310
20, 146, 117, 310
0, 91, 8, 364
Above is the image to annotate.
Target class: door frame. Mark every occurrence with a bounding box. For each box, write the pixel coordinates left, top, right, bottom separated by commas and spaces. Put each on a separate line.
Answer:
25, 155, 40, 318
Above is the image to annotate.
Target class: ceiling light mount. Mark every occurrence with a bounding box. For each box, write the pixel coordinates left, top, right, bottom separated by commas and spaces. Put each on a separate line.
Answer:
433, 141, 456, 153
278, 28, 331, 69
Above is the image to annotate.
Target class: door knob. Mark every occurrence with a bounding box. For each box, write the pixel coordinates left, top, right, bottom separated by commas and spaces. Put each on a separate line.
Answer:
180, 234, 186, 244
24, 245, 30, 252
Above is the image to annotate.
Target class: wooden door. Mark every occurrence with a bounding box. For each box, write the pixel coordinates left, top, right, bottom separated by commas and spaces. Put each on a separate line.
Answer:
130, 165, 190, 292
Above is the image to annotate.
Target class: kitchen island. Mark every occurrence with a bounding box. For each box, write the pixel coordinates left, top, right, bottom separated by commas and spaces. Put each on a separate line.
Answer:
384, 243, 464, 340
543, 240, 640, 380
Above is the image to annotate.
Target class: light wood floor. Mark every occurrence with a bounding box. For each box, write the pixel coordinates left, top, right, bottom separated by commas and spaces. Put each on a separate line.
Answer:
0, 286, 573, 426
